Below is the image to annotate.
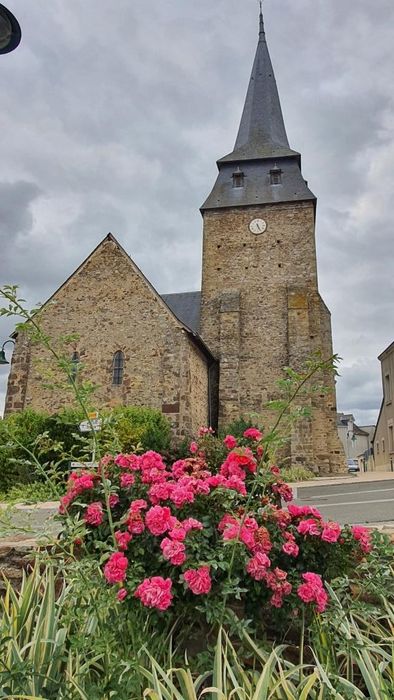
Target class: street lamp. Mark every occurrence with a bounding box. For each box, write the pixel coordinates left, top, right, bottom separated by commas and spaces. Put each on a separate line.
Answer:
0, 339, 15, 364
0, 4, 21, 55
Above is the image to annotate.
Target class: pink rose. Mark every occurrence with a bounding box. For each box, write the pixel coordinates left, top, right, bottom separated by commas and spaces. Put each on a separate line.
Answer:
351, 525, 372, 553
134, 576, 173, 611
243, 427, 263, 441
160, 537, 186, 565
182, 518, 203, 532
115, 530, 132, 551
223, 434, 237, 450
183, 566, 212, 595
297, 572, 328, 613
246, 552, 271, 580
321, 521, 341, 543
140, 451, 166, 473
170, 484, 195, 508
109, 494, 120, 508
115, 454, 140, 470
297, 518, 321, 537
104, 552, 128, 584
272, 481, 294, 502
130, 499, 148, 513
148, 482, 173, 504
145, 506, 173, 535
198, 426, 214, 437
167, 518, 187, 541
288, 504, 322, 519
120, 473, 135, 489
84, 502, 104, 526
189, 441, 198, 454
117, 588, 127, 601
225, 475, 247, 496
282, 540, 299, 557
270, 593, 284, 608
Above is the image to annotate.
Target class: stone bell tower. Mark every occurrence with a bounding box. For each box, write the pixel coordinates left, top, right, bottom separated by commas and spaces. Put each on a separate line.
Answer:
200, 9, 344, 474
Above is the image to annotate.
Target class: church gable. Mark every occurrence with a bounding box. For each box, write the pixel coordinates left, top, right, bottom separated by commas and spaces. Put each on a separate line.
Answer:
39, 233, 188, 334
5, 234, 210, 433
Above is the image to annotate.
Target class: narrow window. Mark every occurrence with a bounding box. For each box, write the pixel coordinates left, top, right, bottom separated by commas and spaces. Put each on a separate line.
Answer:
70, 351, 80, 382
376, 442, 380, 455
270, 164, 282, 185
232, 166, 245, 188
112, 350, 124, 386
385, 374, 391, 403
382, 439, 385, 453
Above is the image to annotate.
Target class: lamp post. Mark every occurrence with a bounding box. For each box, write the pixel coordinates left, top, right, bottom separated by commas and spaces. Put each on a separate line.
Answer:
0, 339, 15, 365
0, 4, 21, 55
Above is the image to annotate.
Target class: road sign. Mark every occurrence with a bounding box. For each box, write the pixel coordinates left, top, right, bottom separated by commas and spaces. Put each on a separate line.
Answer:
79, 418, 102, 432
70, 461, 98, 469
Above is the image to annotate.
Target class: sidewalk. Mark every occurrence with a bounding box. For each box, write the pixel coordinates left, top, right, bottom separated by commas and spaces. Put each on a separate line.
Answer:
289, 471, 394, 489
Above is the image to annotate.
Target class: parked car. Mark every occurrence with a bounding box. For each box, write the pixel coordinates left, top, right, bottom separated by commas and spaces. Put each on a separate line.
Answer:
347, 459, 360, 473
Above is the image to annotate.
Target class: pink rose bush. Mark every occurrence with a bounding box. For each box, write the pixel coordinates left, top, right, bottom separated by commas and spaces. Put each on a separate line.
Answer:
59, 427, 374, 625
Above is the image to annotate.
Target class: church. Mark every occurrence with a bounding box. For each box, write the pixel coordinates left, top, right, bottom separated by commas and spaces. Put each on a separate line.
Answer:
4, 10, 344, 474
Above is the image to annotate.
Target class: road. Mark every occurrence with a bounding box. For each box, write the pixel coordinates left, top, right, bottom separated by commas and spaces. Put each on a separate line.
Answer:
291, 478, 394, 525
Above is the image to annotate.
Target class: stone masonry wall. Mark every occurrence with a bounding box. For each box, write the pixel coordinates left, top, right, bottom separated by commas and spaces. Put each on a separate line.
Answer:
186, 343, 209, 434
5, 237, 209, 438
200, 201, 345, 473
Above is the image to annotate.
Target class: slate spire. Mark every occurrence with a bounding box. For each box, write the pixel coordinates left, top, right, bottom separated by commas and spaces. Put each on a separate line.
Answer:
201, 7, 315, 211
220, 6, 298, 163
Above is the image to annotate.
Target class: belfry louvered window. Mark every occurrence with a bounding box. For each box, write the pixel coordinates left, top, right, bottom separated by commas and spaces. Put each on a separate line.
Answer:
70, 351, 80, 382
232, 166, 245, 188
112, 350, 124, 385
270, 165, 282, 185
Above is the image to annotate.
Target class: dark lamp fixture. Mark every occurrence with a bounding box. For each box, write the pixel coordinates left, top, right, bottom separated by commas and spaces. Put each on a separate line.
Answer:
0, 339, 15, 365
0, 4, 21, 54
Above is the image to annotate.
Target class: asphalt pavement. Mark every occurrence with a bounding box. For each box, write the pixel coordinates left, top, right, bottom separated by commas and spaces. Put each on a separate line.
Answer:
291, 478, 394, 525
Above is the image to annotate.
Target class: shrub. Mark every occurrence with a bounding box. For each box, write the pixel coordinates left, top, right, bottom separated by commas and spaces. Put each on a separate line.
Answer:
281, 466, 316, 483
0, 480, 62, 504
0, 409, 50, 491
0, 405, 172, 493
58, 427, 373, 635
101, 405, 171, 454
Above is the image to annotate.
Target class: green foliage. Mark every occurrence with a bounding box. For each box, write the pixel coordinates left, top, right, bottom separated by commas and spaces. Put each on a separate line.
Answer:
100, 405, 171, 454
0, 563, 92, 699
0, 409, 50, 491
0, 480, 62, 504
142, 613, 394, 699
219, 417, 261, 440
280, 466, 316, 483
0, 405, 171, 494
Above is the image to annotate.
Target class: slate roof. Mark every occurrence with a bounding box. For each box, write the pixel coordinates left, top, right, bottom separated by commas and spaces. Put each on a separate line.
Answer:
161, 291, 201, 334
201, 9, 315, 212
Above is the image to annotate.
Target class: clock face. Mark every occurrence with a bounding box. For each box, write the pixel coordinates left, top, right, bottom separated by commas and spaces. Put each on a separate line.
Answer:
249, 218, 267, 235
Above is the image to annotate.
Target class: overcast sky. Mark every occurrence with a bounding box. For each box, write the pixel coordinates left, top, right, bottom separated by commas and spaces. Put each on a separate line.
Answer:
1, 0, 393, 425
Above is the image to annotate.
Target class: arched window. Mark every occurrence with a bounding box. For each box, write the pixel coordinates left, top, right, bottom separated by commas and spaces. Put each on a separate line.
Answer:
70, 351, 80, 382
112, 350, 124, 385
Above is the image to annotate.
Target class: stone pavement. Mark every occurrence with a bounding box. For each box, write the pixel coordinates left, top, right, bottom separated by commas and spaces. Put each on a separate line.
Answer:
0, 501, 60, 589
